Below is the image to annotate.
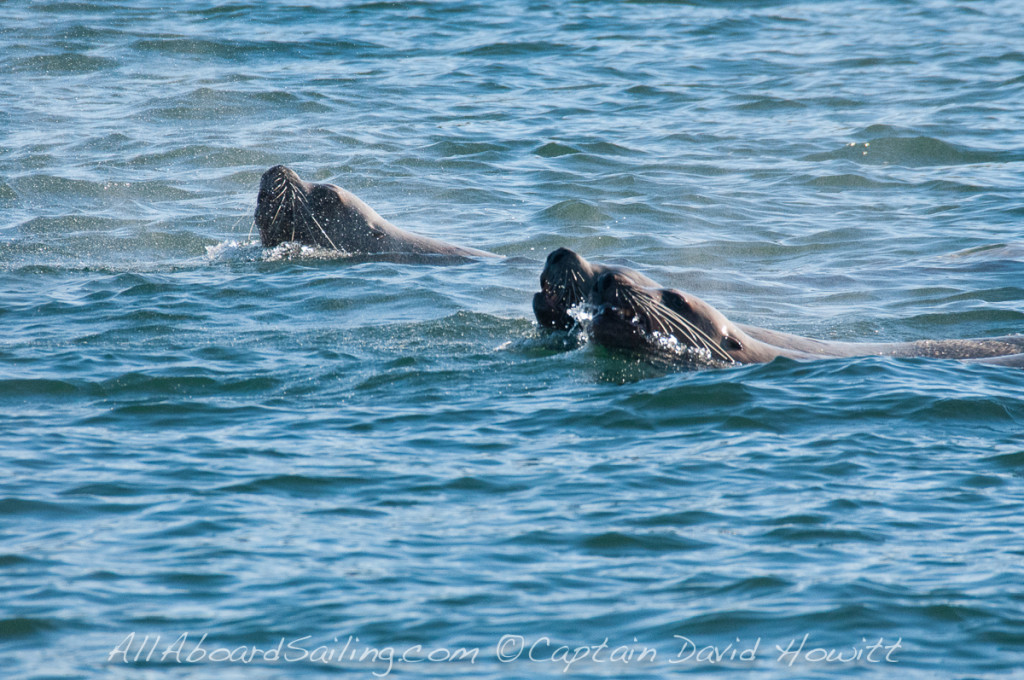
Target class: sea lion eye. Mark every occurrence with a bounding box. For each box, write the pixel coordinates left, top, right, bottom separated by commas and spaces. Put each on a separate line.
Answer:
662, 291, 691, 313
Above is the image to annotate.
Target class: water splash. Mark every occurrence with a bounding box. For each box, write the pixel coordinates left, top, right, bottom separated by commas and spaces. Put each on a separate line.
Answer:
204, 239, 352, 263
204, 239, 263, 262
260, 241, 352, 261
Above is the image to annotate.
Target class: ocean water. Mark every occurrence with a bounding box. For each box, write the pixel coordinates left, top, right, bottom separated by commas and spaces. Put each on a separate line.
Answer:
2, 1, 1024, 678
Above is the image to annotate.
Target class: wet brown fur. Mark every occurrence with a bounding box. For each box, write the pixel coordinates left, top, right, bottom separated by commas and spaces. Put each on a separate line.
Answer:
254, 165, 496, 260
588, 270, 1024, 367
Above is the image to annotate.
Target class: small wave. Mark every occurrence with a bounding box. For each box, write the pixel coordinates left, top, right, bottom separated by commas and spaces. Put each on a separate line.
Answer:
0, 378, 83, 400
130, 37, 256, 60
947, 244, 1024, 260
506, 325, 589, 354
10, 53, 117, 74
581, 141, 637, 157
537, 199, 611, 225
421, 140, 509, 159
735, 96, 807, 112
0, 616, 59, 639
800, 173, 901, 190
0, 498, 70, 518
533, 142, 581, 158
581, 530, 710, 555
459, 41, 567, 57
220, 474, 369, 498
804, 136, 1012, 167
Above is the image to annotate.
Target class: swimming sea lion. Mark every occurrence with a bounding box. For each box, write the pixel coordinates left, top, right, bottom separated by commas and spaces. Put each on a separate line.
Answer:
587, 270, 1024, 368
533, 248, 816, 348
533, 247, 660, 330
254, 165, 496, 260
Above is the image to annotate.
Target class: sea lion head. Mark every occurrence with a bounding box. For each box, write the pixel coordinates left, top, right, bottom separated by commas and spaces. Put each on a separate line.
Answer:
533, 248, 663, 330
588, 271, 744, 367
532, 247, 598, 330
254, 165, 360, 251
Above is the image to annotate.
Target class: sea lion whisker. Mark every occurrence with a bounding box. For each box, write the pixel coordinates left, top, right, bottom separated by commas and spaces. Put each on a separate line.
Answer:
660, 313, 719, 356
268, 198, 287, 233
651, 302, 734, 362
623, 290, 733, 362
229, 202, 258, 239
568, 276, 583, 304
572, 271, 588, 295
289, 194, 298, 242
573, 275, 591, 311
306, 212, 341, 251
639, 296, 719, 352
227, 190, 261, 238
290, 191, 341, 251
549, 271, 576, 306
556, 279, 569, 302
573, 273, 589, 300
633, 295, 702, 347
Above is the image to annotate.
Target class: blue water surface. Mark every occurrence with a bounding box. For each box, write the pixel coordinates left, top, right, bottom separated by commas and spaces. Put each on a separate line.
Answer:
1, 1, 1023, 678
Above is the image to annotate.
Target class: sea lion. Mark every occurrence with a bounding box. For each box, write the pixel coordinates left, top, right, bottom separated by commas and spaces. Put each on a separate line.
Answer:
533, 247, 660, 330
587, 270, 1024, 368
254, 165, 496, 260
533, 248, 815, 348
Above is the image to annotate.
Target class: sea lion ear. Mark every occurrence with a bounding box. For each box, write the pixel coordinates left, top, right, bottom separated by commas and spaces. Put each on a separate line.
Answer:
722, 335, 743, 351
